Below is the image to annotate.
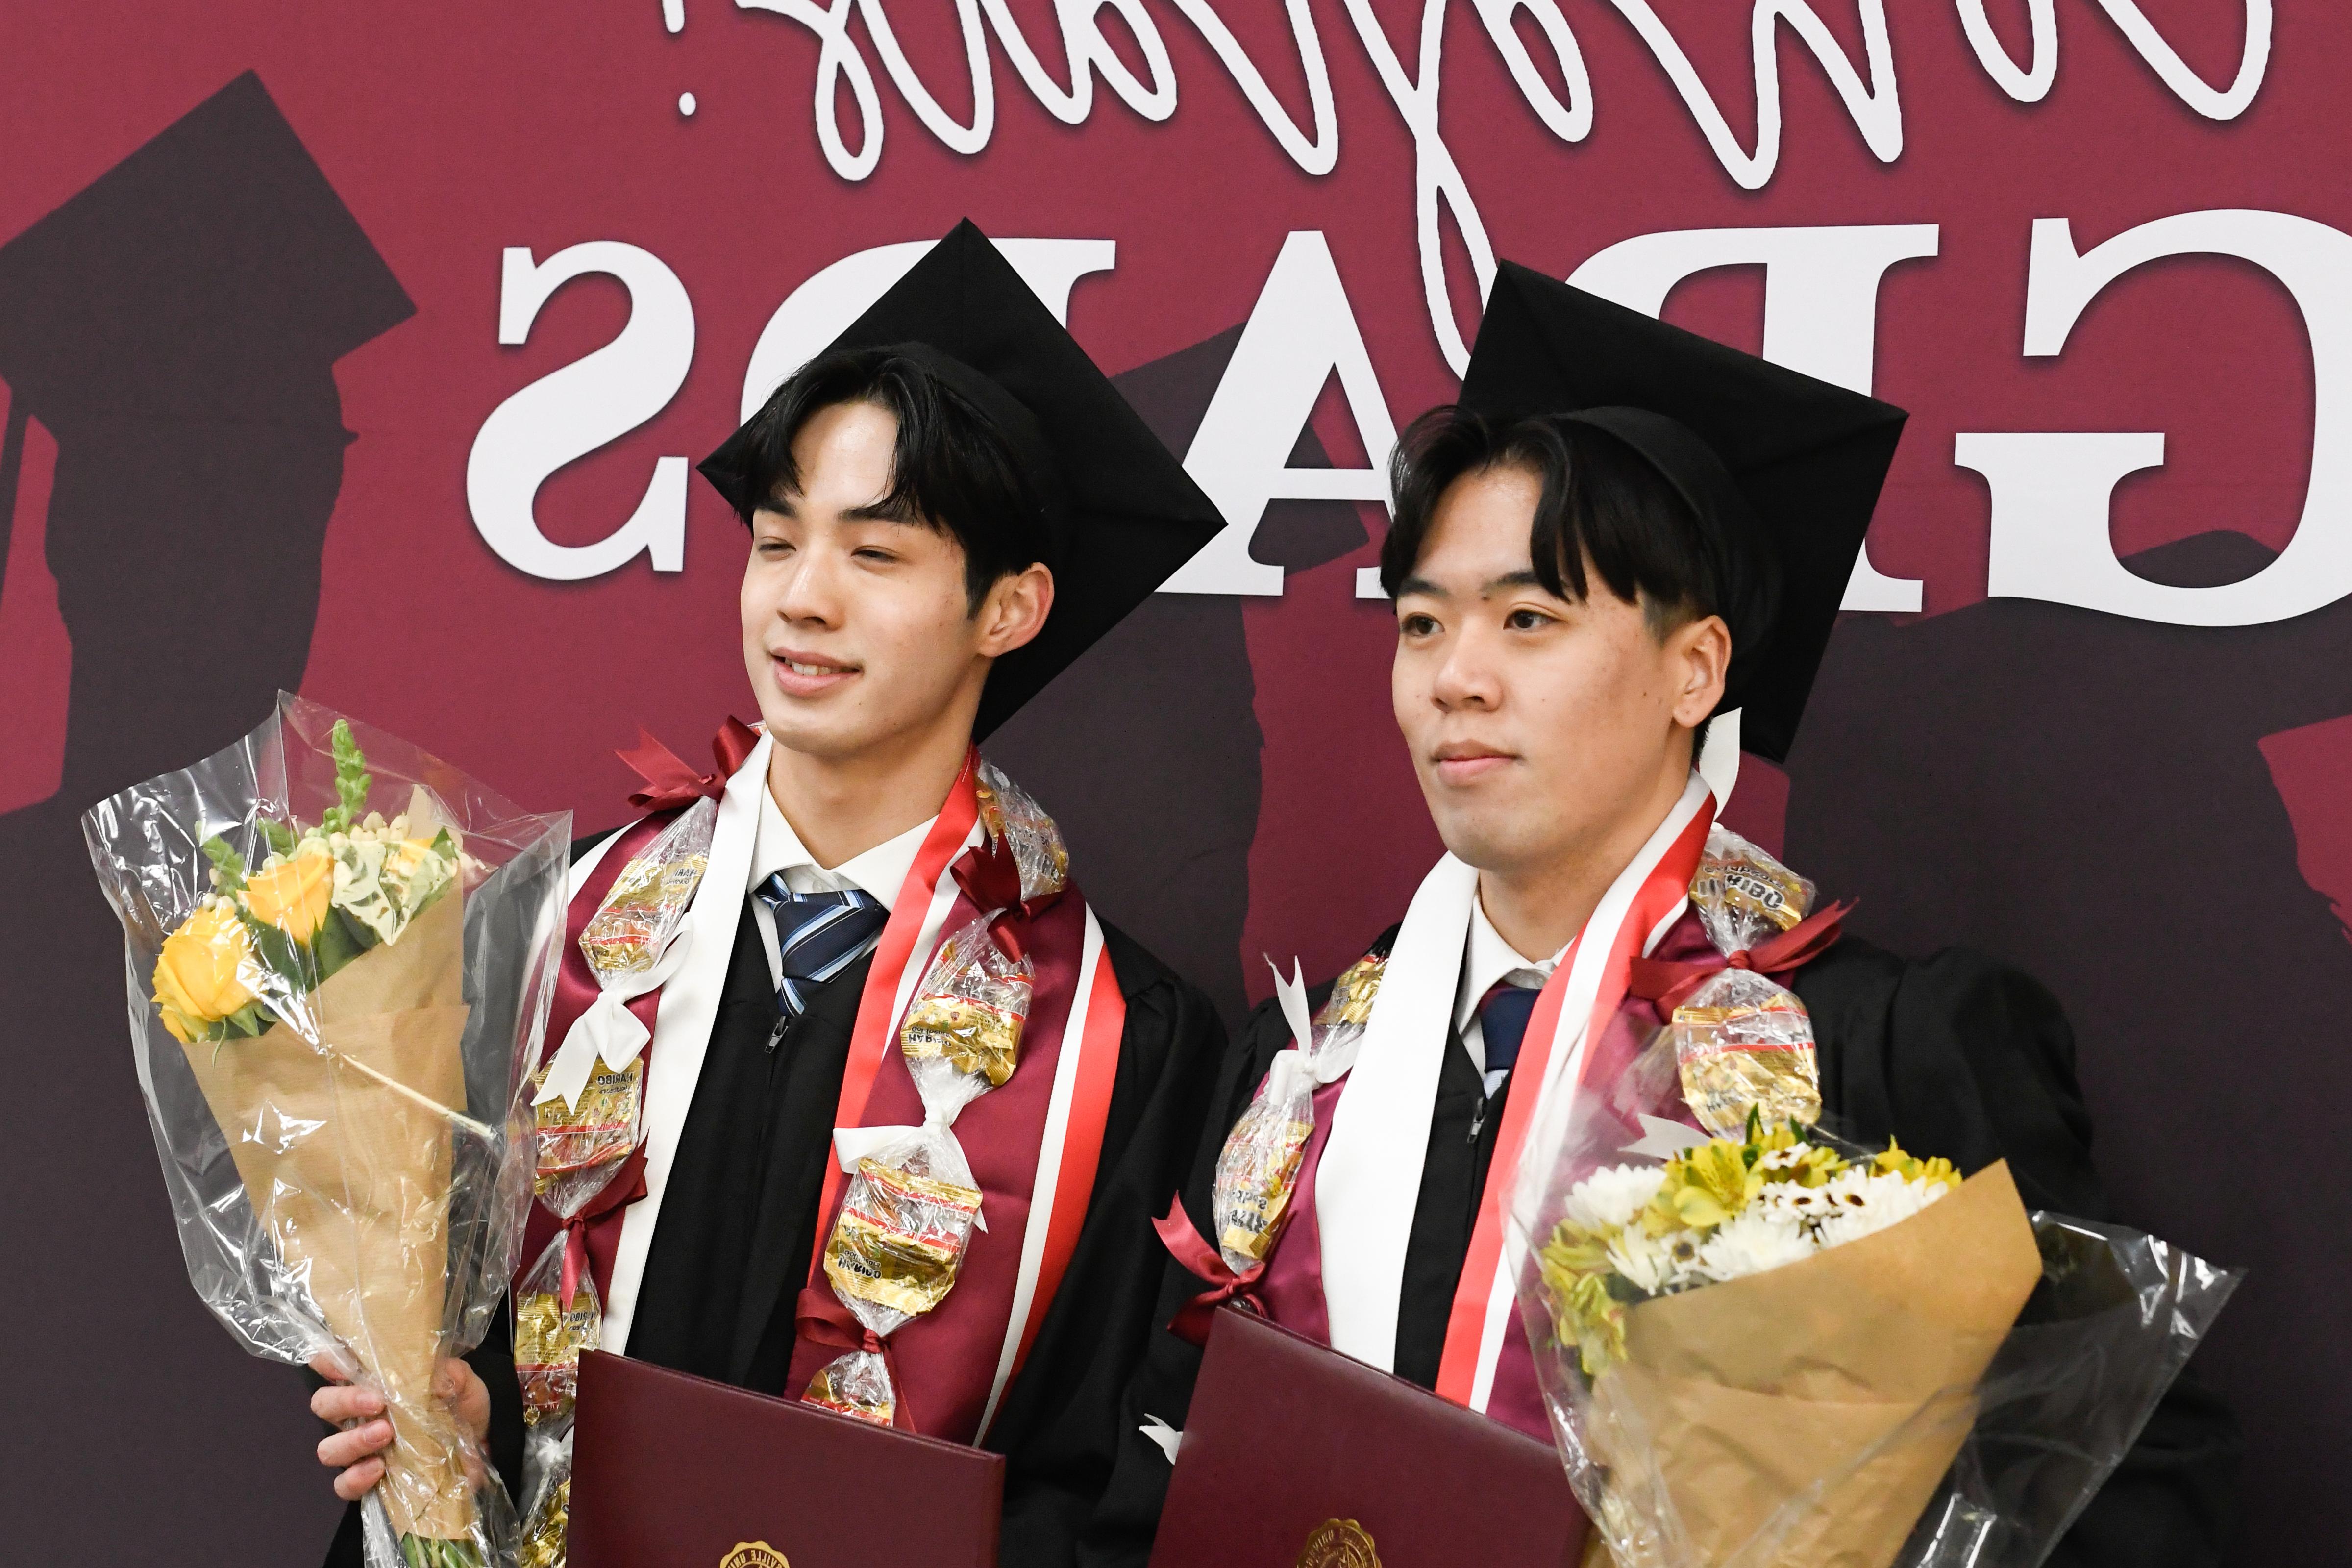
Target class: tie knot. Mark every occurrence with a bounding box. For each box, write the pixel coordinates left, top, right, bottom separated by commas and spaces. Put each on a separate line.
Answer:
1477, 982, 1541, 1074
759, 874, 888, 1020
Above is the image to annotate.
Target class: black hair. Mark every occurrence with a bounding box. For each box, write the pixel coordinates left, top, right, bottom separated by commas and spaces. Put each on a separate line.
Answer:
725, 346, 1047, 611
1378, 405, 1778, 743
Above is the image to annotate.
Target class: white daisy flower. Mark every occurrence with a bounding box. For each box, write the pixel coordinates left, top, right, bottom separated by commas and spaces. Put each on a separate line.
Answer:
1691, 1210, 1818, 1283
1563, 1163, 1668, 1234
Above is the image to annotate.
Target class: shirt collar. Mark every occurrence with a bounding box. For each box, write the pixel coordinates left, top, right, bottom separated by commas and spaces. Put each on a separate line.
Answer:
1454, 887, 1569, 1035
750, 783, 936, 915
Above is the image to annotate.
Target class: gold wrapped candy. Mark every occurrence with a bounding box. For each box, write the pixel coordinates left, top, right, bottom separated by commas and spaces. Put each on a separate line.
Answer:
1691, 827, 1813, 943
822, 1160, 985, 1319
1217, 1110, 1312, 1266
901, 993, 1024, 1087
803, 1354, 896, 1427
577, 799, 715, 978
976, 764, 1069, 901
518, 1476, 570, 1568
531, 1058, 643, 1198
1317, 953, 1386, 1030
513, 1287, 602, 1423
1672, 992, 1823, 1138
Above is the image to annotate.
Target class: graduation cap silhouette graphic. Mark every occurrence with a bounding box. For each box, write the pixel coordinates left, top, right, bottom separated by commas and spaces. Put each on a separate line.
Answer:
0, 71, 413, 801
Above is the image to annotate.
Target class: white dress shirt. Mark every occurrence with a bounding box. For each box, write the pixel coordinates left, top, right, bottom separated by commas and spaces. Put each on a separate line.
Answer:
1454, 890, 1569, 1095
746, 783, 936, 988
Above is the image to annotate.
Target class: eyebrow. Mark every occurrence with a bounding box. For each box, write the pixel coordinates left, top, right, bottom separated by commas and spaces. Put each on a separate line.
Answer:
1394, 568, 1554, 600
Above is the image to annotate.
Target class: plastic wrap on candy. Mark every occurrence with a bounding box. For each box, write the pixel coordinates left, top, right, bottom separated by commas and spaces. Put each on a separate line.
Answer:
1508, 1043, 2239, 1568
1672, 827, 1823, 1137
803, 913, 1030, 1423
1209, 953, 1384, 1275
84, 694, 569, 1568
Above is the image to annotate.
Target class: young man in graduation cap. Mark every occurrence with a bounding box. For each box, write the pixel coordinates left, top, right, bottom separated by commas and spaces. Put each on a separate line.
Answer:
1089, 265, 2241, 1566
309, 221, 1231, 1566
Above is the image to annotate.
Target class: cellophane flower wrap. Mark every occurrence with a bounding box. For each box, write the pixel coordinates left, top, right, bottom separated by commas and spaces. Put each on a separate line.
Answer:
85, 695, 569, 1568
1510, 1038, 2240, 1568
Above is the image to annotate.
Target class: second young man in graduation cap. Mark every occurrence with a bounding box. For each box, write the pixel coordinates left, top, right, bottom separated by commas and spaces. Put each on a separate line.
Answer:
309, 221, 1231, 1566
1090, 265, 2241, 1566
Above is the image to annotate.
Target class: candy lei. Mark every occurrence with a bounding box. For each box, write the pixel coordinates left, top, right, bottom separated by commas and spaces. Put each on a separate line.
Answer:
801, 764, 1069, 1428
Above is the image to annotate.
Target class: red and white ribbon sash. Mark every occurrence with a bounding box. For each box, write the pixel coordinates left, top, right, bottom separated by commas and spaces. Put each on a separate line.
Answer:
1316, 774, 1718, 1402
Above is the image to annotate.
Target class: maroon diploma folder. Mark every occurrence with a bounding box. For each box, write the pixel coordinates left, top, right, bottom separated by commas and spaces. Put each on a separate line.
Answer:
567, 1350, 1004, 1568
1148, 1308, 1588, 1568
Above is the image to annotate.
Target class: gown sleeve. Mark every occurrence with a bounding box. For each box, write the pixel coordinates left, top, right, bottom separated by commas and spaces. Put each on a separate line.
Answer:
1074, 985, 1321, 1568
985, 921, 1233, 1568
1799, 941, 2243, 1568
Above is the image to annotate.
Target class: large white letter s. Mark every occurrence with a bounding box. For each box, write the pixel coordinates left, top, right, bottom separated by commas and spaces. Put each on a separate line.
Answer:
467, 243, 696, 582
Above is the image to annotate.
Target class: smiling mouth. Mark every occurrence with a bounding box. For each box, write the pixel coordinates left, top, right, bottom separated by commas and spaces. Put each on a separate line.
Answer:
768, 650, 860, 695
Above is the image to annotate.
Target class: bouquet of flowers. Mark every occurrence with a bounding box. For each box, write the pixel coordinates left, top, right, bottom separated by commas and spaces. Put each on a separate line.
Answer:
1514, 1099, 2238, 1568
86, 696, 569, 1568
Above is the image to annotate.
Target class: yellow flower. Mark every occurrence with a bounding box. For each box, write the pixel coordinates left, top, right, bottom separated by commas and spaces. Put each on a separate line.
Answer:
153, 903, 257, 1043
1873, 1141, 1963, 1190
1658, 1141, 1757, 1231
241, 850, 335, 943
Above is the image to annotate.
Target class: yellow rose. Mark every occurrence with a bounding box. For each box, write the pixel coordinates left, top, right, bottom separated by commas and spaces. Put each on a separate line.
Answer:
153, 903, 258, 1044
242, 851, 335, 942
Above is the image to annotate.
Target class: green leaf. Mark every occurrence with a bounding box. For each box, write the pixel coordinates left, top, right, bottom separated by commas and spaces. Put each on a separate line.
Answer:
258, 817, 298, 856
199, 836, 247, 890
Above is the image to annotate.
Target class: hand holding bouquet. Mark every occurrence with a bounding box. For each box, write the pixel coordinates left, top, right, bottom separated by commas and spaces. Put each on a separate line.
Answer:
87, 696, 569, 1568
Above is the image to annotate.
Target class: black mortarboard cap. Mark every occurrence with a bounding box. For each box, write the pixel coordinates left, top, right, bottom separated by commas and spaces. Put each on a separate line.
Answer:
699, 219, 1226, 738
0, 72, 414, 430
1459, 261, 1907, 763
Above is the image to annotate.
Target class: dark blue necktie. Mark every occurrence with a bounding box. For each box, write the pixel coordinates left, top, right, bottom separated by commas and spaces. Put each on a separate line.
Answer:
755, 873, 888, 1021
1477, 982, 1541, 1075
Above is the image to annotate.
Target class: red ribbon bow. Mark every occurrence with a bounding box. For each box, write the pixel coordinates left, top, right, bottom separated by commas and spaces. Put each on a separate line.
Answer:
1626, 899, 1856, 1016
557, 1149, 649, 1313
618, 717, 762, 811
949, 829, 1063, 961
794, 1285, 916, 1431
1152, 1195, 1266, 1347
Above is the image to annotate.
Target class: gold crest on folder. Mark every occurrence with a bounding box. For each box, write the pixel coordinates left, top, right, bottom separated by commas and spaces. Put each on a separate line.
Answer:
1297, 1518, 1382, 1568
720, 1543, 788, 1568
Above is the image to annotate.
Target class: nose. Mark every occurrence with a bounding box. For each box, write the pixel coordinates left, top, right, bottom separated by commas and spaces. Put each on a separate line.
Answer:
1429, 622, 1502, 712
769, 546, 844, 628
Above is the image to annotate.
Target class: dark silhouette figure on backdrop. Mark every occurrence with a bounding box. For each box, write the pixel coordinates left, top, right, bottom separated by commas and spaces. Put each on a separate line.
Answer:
989, 326, 1365, 1026
0, 71, 413, 1565
1784, 530, 2350, 1568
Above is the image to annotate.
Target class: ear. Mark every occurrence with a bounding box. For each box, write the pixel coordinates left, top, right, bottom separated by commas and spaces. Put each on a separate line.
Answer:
1666, 613, 1731, 729
974, 563, 1055, 659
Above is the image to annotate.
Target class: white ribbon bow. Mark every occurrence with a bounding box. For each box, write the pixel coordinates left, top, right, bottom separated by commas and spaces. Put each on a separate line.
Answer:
1264, 956, 1359, 1099
532, 914, 697, 1112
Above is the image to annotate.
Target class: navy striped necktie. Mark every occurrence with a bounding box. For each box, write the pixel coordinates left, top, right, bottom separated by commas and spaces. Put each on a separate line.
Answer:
755, 873, 889, 1021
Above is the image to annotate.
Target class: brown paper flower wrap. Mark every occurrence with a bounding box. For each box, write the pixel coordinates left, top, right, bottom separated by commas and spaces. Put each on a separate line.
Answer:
175, 884, 481, 1543
1583, 1162, 2041, 1568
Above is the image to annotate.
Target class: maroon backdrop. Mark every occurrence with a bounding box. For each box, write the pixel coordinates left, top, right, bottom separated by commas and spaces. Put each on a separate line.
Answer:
0, 3, 2334, 1562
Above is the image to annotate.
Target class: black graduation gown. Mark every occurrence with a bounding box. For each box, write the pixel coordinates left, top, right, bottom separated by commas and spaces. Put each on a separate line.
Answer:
1081, 928, 2243, 1568
324, 839, 1227, 1568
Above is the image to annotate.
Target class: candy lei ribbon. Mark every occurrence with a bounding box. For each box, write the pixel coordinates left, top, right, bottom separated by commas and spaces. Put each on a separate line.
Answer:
1152, 1197, 1265, 1346
618, 718, 761, 812
1624, 899, 1854, 1014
